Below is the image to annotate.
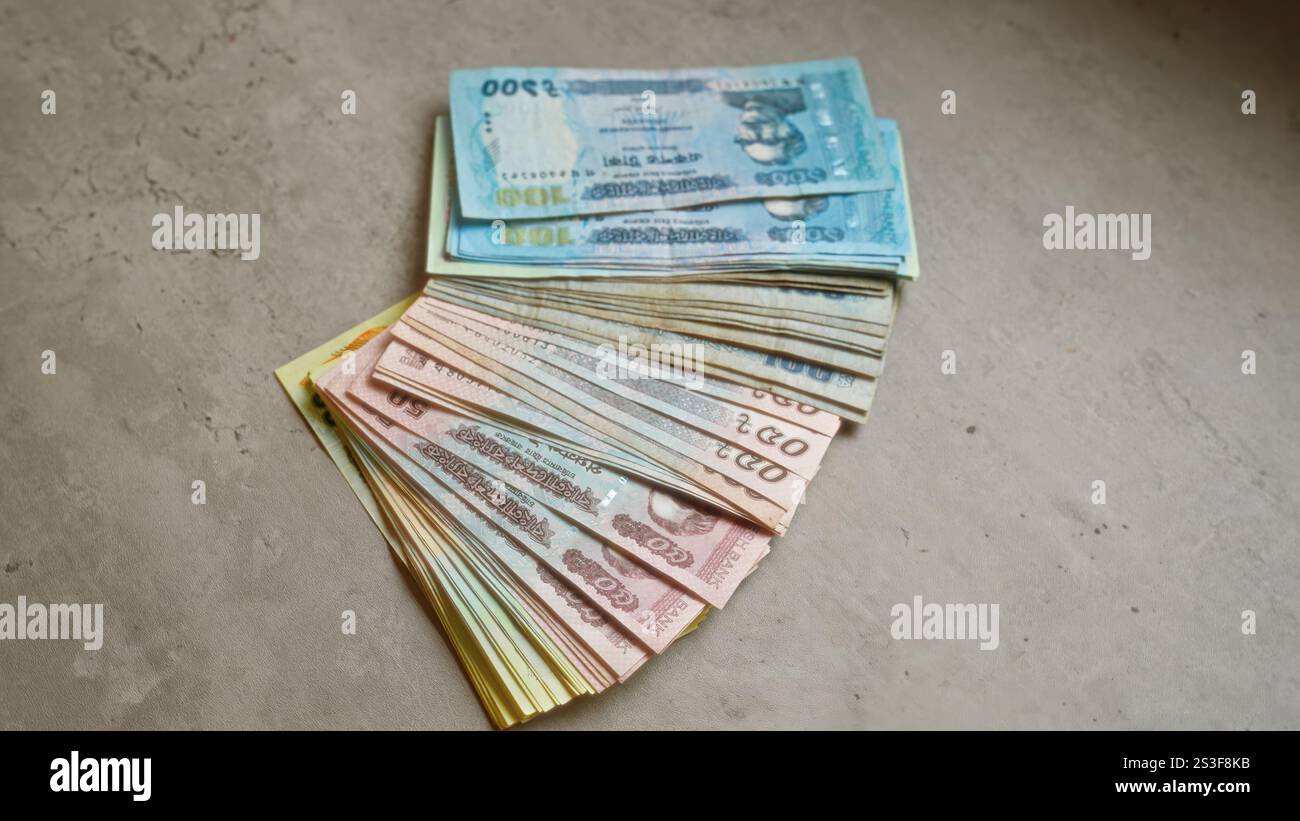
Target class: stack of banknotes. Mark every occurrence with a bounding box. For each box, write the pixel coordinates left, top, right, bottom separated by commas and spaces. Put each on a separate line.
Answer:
276, 58, 916, 727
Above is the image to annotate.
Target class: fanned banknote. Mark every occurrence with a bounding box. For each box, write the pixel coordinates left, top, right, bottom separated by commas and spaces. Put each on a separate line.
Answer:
451, 59, 894, 219
277, 56, 916, 728
278, 300, 726, 726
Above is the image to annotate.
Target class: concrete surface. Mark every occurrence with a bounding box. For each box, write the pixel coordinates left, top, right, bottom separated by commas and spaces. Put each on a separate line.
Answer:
1, 0, 1297, 730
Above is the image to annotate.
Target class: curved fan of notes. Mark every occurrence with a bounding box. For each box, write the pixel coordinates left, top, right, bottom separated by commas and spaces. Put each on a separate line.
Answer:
276, 58, 915, 728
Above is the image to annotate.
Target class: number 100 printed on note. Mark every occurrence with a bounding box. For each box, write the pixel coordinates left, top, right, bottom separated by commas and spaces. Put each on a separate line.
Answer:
449, 58, 895, 219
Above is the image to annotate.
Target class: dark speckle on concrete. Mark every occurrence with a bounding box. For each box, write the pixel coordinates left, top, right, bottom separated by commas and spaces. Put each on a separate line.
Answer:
966, 425, 976, 434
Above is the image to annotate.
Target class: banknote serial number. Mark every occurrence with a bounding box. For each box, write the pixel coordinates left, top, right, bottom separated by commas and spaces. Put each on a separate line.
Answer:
480, 79, 560, 98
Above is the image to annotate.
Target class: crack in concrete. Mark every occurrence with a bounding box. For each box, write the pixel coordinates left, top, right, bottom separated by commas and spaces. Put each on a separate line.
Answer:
107, 0, 268, 83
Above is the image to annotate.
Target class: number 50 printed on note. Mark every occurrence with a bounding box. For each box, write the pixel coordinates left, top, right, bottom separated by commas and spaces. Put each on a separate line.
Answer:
449, 58, 895, 220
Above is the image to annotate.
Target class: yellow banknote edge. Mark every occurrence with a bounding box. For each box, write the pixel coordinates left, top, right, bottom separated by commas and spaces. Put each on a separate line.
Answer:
273, 295, 418, 549
276, 295, 599, 728
343, 428, 549, 726
274, 295, 534, 727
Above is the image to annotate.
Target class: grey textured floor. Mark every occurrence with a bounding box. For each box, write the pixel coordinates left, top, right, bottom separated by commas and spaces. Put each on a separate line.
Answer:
1, 0, 1297, 730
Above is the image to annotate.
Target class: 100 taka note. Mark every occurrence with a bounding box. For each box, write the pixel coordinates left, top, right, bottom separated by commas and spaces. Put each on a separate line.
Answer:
449, 120, 911, 268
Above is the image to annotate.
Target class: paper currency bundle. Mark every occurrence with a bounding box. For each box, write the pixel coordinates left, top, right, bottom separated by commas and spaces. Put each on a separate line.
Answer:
277, 58, 917, 727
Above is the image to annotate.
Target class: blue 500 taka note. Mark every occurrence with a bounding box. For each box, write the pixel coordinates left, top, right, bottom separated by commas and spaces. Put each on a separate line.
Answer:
448, 120, 910, 267
450, 58, 894, 219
